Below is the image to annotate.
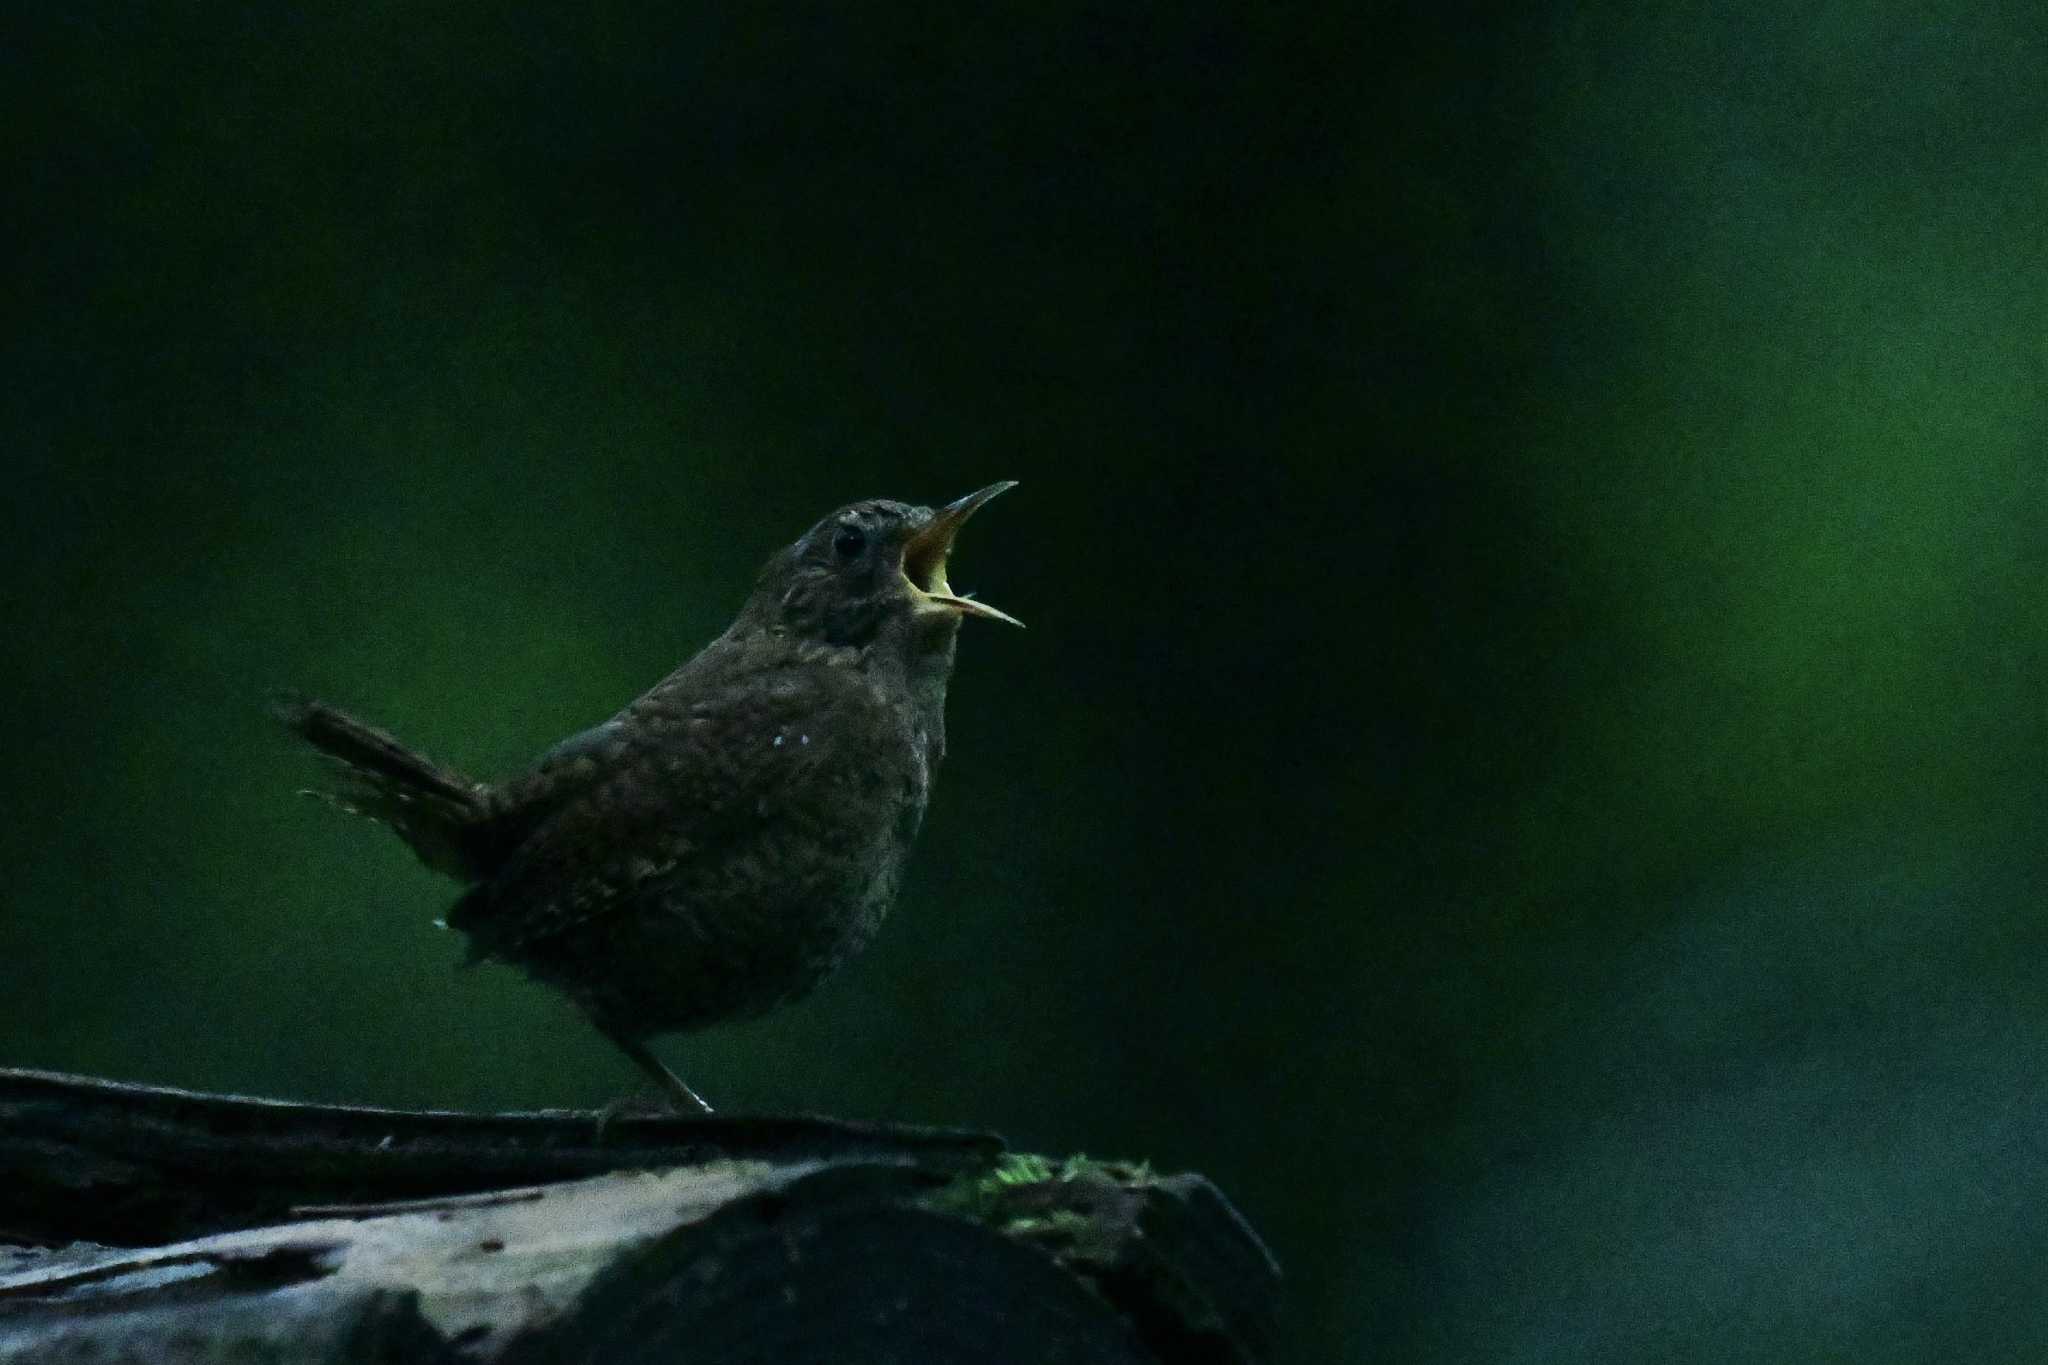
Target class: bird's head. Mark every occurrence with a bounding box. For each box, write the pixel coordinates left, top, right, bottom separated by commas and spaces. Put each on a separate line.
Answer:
747, 482, 1023, 651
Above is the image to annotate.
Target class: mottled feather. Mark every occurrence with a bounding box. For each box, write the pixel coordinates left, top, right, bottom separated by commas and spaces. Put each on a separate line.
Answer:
280, 488, 1012, 1109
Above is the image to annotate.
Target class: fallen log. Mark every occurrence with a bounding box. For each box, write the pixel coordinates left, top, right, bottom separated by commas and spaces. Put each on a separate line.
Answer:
0, 1069, 1278, 1363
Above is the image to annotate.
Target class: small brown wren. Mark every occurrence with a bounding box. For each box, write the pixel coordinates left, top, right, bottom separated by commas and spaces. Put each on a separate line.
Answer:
280, 483, 1021, 1112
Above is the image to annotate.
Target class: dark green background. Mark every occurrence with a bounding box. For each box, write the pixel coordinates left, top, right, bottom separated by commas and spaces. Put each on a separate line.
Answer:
8, 4, 2046, 1360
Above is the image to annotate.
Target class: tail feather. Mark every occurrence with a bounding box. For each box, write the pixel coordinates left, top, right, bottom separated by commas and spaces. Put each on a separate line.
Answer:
275, 696, 495, 881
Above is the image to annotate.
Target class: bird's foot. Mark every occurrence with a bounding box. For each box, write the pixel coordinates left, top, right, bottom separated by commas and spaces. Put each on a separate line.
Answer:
590, 1090, 692, 1142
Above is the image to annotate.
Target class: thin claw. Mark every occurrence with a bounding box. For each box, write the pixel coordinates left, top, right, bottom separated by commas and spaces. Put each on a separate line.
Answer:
591, 1091, 678, 1142
603, 1030, 715, 1116
662, 1071, 715, 1116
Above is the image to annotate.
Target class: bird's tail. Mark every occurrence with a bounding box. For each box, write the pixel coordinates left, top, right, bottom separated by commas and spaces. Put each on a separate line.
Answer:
275, 696, 495, 881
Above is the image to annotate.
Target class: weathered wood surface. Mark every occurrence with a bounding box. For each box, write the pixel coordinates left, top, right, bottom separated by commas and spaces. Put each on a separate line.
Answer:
0, 1069, 1279, 1363
0, 1066, 999, 1246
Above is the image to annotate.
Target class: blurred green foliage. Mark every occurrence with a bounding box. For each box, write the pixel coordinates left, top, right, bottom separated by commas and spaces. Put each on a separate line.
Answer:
5, 3, 2045, 1360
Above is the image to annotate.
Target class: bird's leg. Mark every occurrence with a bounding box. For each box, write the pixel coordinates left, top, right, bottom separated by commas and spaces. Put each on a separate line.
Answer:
599, 1028, 715, 1115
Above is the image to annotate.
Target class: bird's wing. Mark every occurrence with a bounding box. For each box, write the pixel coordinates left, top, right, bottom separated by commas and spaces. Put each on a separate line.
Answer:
534, 717, 627, 769
449, 656, 878, 962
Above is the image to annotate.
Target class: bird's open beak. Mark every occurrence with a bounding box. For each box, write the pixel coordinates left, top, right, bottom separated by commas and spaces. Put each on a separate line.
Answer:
901, 481, 1024, 628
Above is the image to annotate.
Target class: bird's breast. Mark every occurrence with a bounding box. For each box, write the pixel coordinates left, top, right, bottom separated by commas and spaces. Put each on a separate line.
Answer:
706, 678, 940, 999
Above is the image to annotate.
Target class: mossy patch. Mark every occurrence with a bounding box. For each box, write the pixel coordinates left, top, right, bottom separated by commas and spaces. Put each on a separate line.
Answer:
921, 1151, 1157, 1273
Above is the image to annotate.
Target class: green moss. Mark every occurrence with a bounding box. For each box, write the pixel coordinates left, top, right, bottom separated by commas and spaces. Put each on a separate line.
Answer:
990, 1153, 1057, 1187
1001, 1208, 1096, 1240
920, 1150, 1155, 1258
927, 1152, 1153, 1219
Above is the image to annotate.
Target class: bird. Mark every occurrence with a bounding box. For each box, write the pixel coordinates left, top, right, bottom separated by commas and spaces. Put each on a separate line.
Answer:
278, 482, 1021, 1113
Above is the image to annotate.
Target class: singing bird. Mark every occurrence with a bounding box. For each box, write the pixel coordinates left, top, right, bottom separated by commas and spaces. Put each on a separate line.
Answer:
280, 483, 1021, 1112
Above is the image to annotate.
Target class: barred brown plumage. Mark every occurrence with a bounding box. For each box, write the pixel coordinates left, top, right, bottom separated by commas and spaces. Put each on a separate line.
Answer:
281, 483, 1019, 1113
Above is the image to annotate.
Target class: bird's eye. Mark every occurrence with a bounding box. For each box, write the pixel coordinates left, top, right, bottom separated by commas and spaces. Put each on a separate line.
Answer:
832, 526, 867, 560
